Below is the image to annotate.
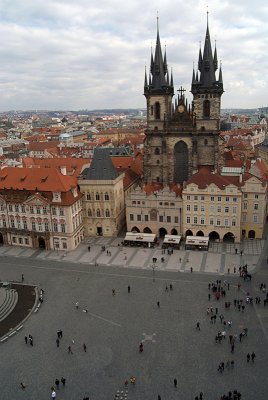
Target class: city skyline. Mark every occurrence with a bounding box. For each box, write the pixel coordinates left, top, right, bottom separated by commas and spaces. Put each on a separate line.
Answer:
0, 0, 267, 111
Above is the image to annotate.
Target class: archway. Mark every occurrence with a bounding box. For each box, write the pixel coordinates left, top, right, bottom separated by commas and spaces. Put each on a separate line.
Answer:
174, 141, 188, 184
38, 237, 46, 250
131, 226, 140, 233
171, 228, 178, 235
223, 232, 235, 243
185, 229, 193, 236
143, 227, 152, 233
248, 230, 255, 239
196, 231, 204, 236
159, 227, 167, 237
209, 231, 220, 241
0, 232, 3, 245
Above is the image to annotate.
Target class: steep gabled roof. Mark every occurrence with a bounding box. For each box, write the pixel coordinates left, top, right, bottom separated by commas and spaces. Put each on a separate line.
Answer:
81, 148, 120, 180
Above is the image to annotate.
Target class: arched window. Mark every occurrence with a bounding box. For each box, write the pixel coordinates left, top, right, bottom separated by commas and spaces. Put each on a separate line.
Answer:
96, 209, 101, 217
203, 100, 210, 118
86, 193, 91, 200
150, 105, 154, 115
155, 147, 160, 155
96, 192, 100, 200
155, 102, 160, 119
104, 192, 109, 200
87, 209, 92, 217
105, 209, 110, 217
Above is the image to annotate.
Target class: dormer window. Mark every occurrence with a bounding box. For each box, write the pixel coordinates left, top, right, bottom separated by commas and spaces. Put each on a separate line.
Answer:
53, 192, 61, 202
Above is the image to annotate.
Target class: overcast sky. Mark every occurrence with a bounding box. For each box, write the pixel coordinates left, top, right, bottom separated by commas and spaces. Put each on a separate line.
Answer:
0, 0, 267, 111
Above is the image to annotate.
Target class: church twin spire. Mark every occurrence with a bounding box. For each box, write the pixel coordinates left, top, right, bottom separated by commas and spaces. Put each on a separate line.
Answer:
192, 15, 223, 93
144, 18, 174, 95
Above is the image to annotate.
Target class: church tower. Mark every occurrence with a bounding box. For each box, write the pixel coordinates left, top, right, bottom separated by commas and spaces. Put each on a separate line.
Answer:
143, 16, 224, 185
143, 19, 174, 184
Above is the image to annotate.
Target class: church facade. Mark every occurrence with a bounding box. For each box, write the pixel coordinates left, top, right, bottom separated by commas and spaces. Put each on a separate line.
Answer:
143, 19, 224, 185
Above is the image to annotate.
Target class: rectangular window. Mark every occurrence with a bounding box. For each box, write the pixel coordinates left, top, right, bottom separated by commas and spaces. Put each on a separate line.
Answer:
8, 204, 13, 211
15, 205, 19, 212
59, 208, 64, 216
193, 216, 198, 224
36, 207, 41, 214
244, 194, 248, 199
11, 220, 15, 228
3, 219, 6, 227
218, 197, 221, 202
21, 205, 25, 213
45, 222, 49, 231
242, 213, 247, 222
174, 216, 178, 223
186, 204, 190, 211
159, 216, 163, 222
144, 215, 148, 222
201, 196, 205, 201
43, 207, 47, 214
12, 236, 16, 243
194, 195, 198, 201
216, 219, 221, 226
232, 206, 237, 214
186, 195, 191, 200
210, 196, 214, 202
186, 216, 191, 224
19, 238, 23, 244
224, 218, 229, 226
225, 206, 229, 213
30, 206, 34, 214
233, 197, 237, 202
38, 223, 42, 231
225, 197, 229, 202
62, 242, 67, 249
17, 222, 21, 229
210, 205, 214, 212
210, 218, 214, 225
200, 205, 205, 212
243, 203, 247, 210
130, 214, 134, 221
232, 219, 236, 226
255, 194, 259, 199
166, 216, 171, 223
137, 214, 141, 221
194, 205, 198, 212
25, 238, 29, 245
254, 203, 259, 210
200, 217, 205, 225
217, 206, 221, 213
23, 221, 27, 230
53, 223, 58, 232
253, 215, 258, 223
61, 224, 66, 233
52, 207, 56, 215
32, 222, 36, 231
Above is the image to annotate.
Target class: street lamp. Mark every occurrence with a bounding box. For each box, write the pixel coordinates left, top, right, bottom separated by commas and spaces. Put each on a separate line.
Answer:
151, 263, 158, 282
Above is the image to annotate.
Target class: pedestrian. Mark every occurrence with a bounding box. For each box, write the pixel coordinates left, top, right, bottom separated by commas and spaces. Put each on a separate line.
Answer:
83, 343, 87, 352
75, 301, 79, 309
112, 288, 115, 296
157, 395, 161, 400
173, 378, 177, 388
215, 307, 218, 314
128, 285, 130, 293
157, 301, 160, 308
88, 246, 90, 252
20, 382, 26, 389
51, 389, 56, 399
170, 283, 173, 290
68, 346, 73, 354
196, 322, 200, 331
246, 353, 250, 362
24, 336, 28, 345
57, 331, 61, 339
61, 377, 66, 386
231, 343, 235, 353
21, 274, 24, 282
55, 379, 60, 390
29, 335, 33, 346
199, 392, 203, 400
251, 352, 256, 362
56, 338, 60, 348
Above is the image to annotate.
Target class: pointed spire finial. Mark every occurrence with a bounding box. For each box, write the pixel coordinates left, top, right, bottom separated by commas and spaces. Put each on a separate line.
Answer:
206, 6, 209, 27
157, 10, 159, 33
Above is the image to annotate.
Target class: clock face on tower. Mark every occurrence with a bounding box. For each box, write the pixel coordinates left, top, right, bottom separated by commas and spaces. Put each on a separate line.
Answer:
178, 104, 185, 113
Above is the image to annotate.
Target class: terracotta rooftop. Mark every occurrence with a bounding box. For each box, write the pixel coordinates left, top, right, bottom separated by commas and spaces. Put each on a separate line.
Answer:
22, 157, 89, 177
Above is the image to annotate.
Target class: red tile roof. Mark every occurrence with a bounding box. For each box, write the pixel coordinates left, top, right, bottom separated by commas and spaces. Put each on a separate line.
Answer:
185, 167, 241, 189
22, 157, 89, 177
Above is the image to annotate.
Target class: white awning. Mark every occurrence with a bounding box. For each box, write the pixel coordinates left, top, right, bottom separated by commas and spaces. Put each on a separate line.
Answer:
163, 235, 181, 244
185, 236, 209, 246
124, 232, 156, 243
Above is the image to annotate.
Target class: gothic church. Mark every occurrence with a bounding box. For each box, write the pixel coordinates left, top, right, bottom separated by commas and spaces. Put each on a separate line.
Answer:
143, 18, 224, 185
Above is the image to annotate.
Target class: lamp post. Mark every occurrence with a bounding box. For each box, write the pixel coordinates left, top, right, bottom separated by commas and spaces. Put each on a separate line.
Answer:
151, 263, 158, 282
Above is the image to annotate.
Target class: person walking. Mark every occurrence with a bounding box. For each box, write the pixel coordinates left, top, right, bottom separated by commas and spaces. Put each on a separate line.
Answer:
68, 346, 73, 354
56, 338, 60, 348
246, 353, 250, 362
128, 285, 131, 293
61, 377, 66, 386
251, 352, 256, 362
29, 335, 33, 346
24, 336, 28, 345
51, 389, 56, 399
21, 274, 24, 282
173, 378, 177, 388
196, 322, 200, 331
83, 343, 87, 352
75, 302, 79, 309
55, 379, 60, 390
157, 301, 160, 308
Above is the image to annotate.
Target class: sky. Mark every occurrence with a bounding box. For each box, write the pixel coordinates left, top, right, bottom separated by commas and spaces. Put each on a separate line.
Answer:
0, 0, 267, 111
